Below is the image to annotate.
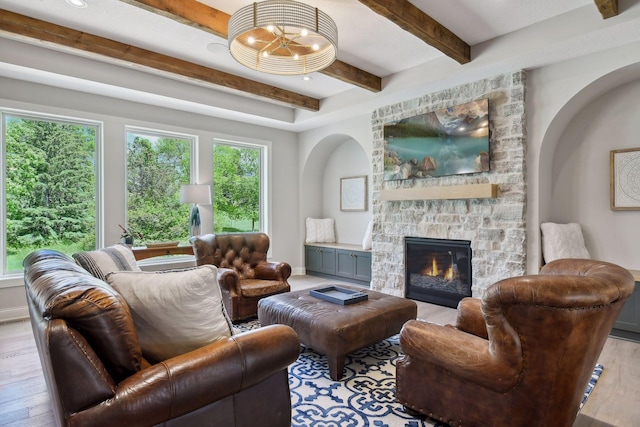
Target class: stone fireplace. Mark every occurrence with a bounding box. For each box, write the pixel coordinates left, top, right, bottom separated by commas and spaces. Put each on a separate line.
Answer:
370, 71, 527, 299
405, 237, 472, 308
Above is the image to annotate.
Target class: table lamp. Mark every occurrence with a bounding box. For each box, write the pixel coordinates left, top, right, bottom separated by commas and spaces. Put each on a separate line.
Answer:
180, 184, 211, 237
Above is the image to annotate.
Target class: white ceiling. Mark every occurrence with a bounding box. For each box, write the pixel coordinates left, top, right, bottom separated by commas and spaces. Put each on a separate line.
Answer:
1, 0, 639, 131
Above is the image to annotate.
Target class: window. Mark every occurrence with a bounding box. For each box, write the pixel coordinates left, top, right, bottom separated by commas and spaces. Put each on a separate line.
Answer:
213, 141, 264, 233
2, 112, 99, 274
126, 128, 193, 244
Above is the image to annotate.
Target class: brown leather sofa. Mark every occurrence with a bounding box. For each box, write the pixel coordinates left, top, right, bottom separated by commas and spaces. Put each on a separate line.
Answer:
24, 249, 300, 427
191, 233, 291, 322
396, 258, 635, 427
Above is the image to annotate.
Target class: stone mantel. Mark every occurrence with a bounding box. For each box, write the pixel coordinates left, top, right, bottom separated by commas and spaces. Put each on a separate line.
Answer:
379, 183, 498, 201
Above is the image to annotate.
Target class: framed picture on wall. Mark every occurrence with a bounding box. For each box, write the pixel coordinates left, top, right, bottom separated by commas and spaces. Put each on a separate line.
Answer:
340, 176, 367, 212
610, 148, 640, 210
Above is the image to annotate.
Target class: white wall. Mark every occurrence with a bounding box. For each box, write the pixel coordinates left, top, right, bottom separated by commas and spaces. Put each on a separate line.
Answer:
549, 79, 640, 269
322, 139, 372, 245
0, 77, 300, 321
297, 114, 373, 260
526, 41, 640, 272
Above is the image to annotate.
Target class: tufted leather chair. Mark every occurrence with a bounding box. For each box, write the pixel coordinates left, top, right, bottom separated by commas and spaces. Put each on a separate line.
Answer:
191, 233, 291, 322
396, 258, 635, 427
24, 249, 300, 427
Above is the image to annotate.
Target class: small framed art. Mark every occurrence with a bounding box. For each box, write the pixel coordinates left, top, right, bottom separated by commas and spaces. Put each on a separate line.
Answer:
610, 148, 640, 210
340, 176, 367, 212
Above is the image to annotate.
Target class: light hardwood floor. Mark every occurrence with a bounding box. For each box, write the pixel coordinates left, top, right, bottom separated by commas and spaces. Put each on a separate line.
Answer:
1, 275, 638, 426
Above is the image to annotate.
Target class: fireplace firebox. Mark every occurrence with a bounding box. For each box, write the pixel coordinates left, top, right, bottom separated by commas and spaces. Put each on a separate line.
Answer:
404, 237, 472, 308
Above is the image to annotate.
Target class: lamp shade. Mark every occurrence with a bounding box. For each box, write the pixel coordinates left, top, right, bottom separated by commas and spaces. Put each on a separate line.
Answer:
180, 184, 211, 205
228, 0, 338, 75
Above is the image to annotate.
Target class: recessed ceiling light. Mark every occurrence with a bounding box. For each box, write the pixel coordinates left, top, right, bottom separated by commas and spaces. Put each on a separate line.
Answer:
66, 0, 87, 8
302, 74, 313, 81
206, 43, 228, 54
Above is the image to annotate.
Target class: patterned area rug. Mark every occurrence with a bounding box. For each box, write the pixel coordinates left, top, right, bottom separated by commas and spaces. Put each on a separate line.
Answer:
237, 321, 602, 427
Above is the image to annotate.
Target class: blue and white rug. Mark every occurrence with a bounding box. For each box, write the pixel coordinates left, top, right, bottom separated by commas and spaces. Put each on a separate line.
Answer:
237, 321, 602, 427
581, 363, 603, 410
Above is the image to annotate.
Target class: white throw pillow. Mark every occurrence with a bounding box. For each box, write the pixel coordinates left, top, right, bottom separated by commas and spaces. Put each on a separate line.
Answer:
106, 265, 233, 363
362, 220, 373, 250
305, 218, 336, 243
540, 222, 591, 263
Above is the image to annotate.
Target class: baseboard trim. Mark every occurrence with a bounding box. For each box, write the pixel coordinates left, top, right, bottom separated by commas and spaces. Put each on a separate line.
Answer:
291, 267, 306, 276
610, 328, 640, 343
0, 306, 29, 323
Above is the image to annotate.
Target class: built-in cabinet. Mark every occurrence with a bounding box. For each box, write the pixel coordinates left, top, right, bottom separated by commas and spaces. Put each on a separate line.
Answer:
611, 270, 640, 342
305, 243, 371, 286
305, 245, 336, 276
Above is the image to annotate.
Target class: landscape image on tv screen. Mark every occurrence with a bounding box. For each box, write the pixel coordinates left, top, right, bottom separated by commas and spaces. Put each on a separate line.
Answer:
383, 99, 490, 181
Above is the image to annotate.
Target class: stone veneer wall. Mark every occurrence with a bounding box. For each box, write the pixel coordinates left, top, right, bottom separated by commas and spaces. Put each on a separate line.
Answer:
370, 70, 527, 298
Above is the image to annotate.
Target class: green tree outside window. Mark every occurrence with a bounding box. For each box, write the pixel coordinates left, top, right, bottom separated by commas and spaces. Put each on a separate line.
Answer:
4, 115, 97, 272
213, 144, 261, 233
126, 131, 191, 244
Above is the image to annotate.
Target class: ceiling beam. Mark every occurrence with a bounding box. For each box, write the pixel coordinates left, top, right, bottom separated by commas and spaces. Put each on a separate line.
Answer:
118, 0, 229, 38
356, 0, 470, 64
594, 0, 618, 19
118, 0, 382, 92
0, 9, 320, 111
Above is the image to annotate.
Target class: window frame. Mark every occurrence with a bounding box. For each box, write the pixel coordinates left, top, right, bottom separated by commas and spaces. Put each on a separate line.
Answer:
1, 109, 103, 278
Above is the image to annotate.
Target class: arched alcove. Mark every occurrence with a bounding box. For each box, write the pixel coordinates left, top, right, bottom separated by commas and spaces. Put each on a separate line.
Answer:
531, 63, 640, 270
300, 133, 372, 245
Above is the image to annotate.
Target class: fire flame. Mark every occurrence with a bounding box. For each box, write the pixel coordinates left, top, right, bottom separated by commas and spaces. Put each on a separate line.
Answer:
421, 257, 455, 280
444, 265, 454, 280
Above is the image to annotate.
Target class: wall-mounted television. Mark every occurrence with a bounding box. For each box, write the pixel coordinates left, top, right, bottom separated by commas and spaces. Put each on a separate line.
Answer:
383, 99, 490, 181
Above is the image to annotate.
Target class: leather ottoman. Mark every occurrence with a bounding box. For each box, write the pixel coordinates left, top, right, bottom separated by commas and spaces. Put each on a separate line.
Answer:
258, 285, 417, 380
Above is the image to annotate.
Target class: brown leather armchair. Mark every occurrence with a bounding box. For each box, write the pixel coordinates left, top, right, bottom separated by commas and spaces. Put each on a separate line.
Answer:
396, 258, 635, 427
24, 249, 300, 427
191, 233, 291, 322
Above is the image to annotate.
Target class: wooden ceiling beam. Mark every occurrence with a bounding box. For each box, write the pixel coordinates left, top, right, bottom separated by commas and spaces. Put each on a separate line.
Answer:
118, 0, 229, 38
119, 0, 382, 92
594, 0, 618, 19
0, 9, 320, 111
356, 0, 470, 64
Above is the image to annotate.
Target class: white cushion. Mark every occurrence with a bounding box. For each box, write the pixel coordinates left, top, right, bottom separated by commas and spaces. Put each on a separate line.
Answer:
540, 222, 591, 263
73, 244, 141, 281
106, 265, 233, 363
305, 218, 336, 243
362, 220, 373, 250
